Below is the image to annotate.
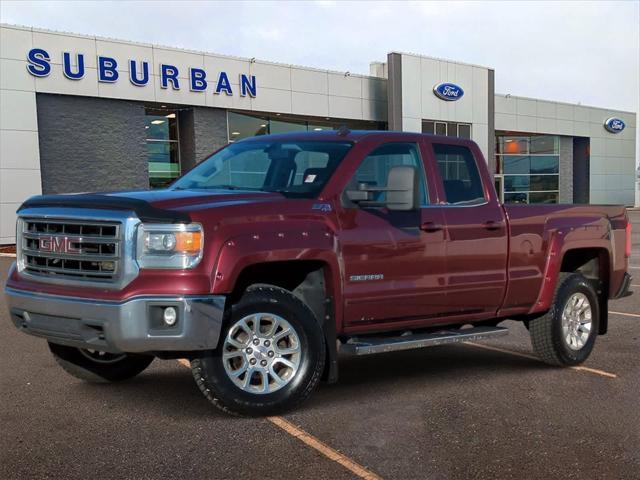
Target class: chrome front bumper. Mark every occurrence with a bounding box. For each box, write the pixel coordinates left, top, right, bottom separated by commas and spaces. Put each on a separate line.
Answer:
5, 287, 225, 354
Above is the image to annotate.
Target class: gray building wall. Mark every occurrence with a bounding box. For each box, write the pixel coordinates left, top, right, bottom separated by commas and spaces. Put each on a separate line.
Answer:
36, 94, 148, 194
487, 70, 496, 174
386, 53, 403, 131
177, 106, 228, 172
193, 107, 229, 164
177, 108, 196, 173
559, 136, 574, 203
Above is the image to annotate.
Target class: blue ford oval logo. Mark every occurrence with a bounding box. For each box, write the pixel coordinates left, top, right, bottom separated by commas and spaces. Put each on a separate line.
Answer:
433, 82, 464, 101
604, 117, 625, 134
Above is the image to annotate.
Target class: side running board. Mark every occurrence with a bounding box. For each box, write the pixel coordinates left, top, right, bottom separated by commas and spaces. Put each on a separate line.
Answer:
340, 326, 508, 356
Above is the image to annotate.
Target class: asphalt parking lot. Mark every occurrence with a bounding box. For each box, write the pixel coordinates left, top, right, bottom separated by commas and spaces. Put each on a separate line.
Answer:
1, 211, 639, 480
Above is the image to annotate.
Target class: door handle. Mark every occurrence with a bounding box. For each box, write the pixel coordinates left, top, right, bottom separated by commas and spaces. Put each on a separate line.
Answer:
420, 222, 443, 232
482, 220, 503, 231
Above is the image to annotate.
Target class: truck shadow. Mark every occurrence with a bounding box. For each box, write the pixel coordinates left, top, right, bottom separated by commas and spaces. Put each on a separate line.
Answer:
69, 344, 551, 419
304, 344, 553, 411
69, 364, 232, 419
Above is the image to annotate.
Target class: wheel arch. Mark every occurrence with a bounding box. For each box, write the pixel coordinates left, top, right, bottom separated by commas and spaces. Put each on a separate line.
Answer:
560, 247, 610, 334
223, 259, 340, 383
531, 240, 611, 334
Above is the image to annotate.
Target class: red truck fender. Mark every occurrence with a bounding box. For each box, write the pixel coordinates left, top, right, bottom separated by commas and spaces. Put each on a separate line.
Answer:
211, 228, 339, 292
210, 227, 343, 382
529, 216, 614, 315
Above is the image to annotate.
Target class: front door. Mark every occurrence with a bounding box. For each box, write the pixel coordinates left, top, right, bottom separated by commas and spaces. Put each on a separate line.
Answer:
338, 141, 448, 326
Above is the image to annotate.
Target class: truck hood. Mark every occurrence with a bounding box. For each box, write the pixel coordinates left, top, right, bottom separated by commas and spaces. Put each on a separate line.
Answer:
108, 188, 285, 211
18, 188, 287, 223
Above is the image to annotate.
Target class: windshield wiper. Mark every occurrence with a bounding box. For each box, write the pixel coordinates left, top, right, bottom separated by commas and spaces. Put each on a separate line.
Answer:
173, 185, 245, 191
261, 187, 288, 193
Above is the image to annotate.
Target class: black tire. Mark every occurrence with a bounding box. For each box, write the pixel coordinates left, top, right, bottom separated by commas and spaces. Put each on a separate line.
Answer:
48, 342, 154, 382
529, 273, 600, 366
191, 284, 326, 416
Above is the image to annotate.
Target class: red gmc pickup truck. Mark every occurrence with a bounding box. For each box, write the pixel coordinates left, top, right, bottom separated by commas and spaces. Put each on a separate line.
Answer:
5, 130, 633, 416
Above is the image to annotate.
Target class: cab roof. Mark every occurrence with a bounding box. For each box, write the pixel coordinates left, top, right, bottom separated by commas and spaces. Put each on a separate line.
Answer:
237, 130, 440, 144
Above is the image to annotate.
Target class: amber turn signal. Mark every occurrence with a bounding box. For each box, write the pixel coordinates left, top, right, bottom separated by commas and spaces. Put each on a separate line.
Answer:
175, 231, 202, 254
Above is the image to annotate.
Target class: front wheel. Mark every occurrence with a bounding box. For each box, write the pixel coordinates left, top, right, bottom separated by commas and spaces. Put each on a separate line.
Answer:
529, 273, 599, 366
48, 342, 154, 382
191, 284, 326, 416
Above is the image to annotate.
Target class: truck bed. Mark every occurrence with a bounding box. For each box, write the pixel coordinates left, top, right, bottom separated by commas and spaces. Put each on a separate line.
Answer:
501, 203, 629, 317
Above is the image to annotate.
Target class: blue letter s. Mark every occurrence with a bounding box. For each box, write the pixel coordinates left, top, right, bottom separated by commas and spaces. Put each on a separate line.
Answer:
26, 48, 51, 77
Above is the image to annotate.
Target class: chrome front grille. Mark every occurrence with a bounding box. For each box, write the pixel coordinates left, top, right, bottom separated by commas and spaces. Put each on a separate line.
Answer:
20, 218, 122, 283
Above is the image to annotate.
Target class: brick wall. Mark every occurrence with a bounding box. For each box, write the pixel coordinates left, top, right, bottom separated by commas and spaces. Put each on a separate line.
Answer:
559, 136, 574, 204
36, 93, 148, 194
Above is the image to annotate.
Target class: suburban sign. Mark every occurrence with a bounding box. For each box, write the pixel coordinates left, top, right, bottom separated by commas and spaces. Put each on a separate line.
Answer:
433, 82, 464, 101
26, 48, 257, 97
604, 117, 625, 134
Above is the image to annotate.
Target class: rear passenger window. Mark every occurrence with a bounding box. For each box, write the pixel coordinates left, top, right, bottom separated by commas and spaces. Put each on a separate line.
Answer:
432, 144, 485, 205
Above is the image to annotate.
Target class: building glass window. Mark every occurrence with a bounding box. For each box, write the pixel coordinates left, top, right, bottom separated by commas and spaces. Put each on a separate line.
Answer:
457, 124, 471, 139
495, 134, 560, 204
145, 108, 180, 189
228, 113, 269, 141
228, 111, 384, 142
270, 118, 307, 134
422, 120, 472, 139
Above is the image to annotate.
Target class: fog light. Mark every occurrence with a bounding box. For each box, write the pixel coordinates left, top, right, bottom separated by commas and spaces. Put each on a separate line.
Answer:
163, 307, 177, 326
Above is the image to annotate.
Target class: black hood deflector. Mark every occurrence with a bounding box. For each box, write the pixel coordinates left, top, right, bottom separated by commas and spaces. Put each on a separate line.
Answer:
18, 194, 190, 223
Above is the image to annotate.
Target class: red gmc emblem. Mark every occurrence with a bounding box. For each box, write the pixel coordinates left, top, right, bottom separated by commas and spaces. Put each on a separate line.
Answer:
39, 236, 82, 254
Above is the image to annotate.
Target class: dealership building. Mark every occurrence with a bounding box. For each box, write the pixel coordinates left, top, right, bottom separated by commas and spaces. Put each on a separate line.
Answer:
0, 23, 637, 244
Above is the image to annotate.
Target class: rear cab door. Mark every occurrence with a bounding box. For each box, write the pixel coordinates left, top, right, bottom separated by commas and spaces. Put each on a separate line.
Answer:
423, 137, 509, 319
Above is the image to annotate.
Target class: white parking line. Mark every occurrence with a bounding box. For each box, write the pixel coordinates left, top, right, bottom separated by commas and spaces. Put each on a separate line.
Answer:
176, 358, 382, 480
268, 416, 383, 480
609, 310, 640, 319
0, 253, 16, 258
462, 341, 618, 379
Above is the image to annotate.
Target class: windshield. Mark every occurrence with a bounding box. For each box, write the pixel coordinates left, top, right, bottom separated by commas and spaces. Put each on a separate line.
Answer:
172, 140, 353, 197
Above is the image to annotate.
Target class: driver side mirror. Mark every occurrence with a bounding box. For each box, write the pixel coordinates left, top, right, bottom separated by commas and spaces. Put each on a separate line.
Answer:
346, 165, 420, 211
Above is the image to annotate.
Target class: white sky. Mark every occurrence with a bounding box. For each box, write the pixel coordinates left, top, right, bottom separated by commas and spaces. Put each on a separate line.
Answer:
1, 0, 638, 113
1, 0, 639, 110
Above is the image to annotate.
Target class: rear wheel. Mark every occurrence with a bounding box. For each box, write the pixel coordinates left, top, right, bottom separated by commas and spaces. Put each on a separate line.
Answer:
48, 342, 154, 382
529, 273, 599, 366
191, 284, 325, 416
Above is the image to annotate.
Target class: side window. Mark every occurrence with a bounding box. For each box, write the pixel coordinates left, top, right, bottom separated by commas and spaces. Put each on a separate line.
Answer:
351, 142, 428, 205
432, 144, 485, 205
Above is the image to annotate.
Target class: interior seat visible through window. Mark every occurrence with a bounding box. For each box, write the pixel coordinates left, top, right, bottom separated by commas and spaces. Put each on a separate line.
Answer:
432, 143, 485, 205
348, 142, 428, 205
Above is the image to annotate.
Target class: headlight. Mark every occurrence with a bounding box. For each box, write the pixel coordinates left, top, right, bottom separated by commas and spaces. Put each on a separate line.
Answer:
136, 223, 203, 269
